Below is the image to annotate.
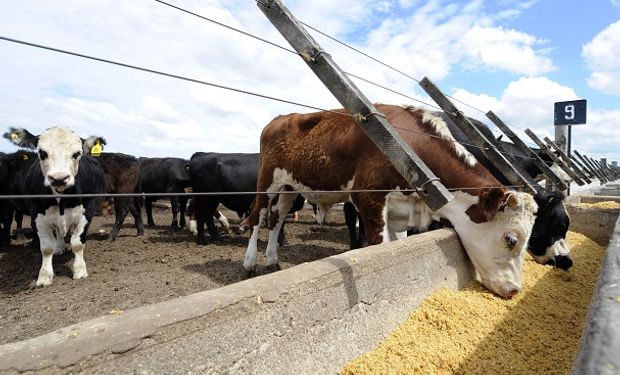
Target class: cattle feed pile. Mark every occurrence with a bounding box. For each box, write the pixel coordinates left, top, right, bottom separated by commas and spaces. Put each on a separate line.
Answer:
341, 231, 605, 374
577, 201, 620, 209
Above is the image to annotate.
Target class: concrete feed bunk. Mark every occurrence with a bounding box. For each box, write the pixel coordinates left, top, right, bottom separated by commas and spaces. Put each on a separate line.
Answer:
0, 195, 618, 374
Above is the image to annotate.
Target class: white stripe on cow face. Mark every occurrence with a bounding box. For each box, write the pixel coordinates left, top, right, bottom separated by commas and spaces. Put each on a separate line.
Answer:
36, 127, 83, 193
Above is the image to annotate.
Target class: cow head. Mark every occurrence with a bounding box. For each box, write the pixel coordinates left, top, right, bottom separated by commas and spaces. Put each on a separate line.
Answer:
439, 189, 537, 298
528, 191, 572, 270
4, 127, 85, 193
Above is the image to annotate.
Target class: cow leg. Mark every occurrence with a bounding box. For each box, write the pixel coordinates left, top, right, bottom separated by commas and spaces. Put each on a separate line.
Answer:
242, 191, 272, 276
195, 208, 208, 245
215, 210, 232, 234
70, 214, 89, 280
145, 198, 155, 226
0, 209, 11, 246
352, 193, 386, 245
169, 196, 180, 231
129, 197, 144, 236
179, 196, 188, 229
265, 191, 297, 270
14, 209, 26, 240
35, 217, 56, 286
108, 197, 130, 241
344, 202, 361, 249
204, 202, 221, 242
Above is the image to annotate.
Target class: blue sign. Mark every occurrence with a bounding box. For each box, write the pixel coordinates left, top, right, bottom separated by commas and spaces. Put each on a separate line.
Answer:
554, 99, 587, 125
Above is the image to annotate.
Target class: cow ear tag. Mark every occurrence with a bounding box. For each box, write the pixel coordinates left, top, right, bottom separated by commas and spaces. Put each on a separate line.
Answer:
11, 132, 18, 141
548, 197, 554, 204
22, 153, 29, 160
90, 141, 103, 157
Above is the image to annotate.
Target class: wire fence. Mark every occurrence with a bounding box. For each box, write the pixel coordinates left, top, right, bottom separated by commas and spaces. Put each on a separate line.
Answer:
0, 0, 599, 202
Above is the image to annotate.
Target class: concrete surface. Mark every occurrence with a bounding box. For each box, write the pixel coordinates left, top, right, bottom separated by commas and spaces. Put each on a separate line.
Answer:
0, 228, 474, 374
572, 204, 620, 374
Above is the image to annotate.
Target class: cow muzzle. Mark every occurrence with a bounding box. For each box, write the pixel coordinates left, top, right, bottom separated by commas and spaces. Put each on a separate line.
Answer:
545, 254, 573, 271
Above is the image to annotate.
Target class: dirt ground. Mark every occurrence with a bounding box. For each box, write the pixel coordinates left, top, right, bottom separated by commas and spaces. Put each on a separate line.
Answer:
0, 203, 350, 345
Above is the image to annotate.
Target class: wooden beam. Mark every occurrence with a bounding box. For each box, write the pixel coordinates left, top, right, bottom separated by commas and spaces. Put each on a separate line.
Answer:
524, 129, 585, 186
256, 0, 452, 210
419, 78, 536, 194
543, 137, 591, 184
486, 111, 566, 191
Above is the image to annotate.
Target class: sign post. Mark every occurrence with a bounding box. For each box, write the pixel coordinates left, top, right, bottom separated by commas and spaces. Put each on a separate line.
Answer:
553, 99, 587, 192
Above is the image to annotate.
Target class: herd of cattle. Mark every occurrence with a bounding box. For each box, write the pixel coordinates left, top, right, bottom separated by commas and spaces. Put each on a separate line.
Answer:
0, 104, 575, 298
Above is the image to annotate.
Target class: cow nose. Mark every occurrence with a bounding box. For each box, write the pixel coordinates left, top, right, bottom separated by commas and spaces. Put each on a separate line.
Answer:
554, 255, 573, 271
504, 288, 520, 299
48, 174, 70, 186
545, 258, 556, 267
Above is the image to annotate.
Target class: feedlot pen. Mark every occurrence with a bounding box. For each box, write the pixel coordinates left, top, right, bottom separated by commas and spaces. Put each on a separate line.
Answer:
0, 189, 619, 374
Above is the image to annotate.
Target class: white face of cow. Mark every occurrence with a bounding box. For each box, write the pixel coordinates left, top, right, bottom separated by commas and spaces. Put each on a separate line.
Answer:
36, 127, 83, 193
438, 191, 538, 298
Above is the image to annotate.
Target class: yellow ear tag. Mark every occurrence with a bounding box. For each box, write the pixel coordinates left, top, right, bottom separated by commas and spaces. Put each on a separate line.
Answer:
549, 197, 554, 204
22, 153, 29, 160
90, 142, 103, 157
11, 132, 18, 140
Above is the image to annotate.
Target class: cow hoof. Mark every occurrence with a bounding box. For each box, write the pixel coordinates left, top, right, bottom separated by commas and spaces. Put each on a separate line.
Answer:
266, 263, 281, 273
147, 222, 155, 227
36, 273, 54, 287
197, 238, 207, 246
244, 268, 257, 279
136, 229, 144, 237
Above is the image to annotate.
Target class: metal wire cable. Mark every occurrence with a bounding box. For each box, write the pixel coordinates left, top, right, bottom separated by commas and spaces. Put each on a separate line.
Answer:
0, 36, 353, 119
150, 1, 539, 151
0, 185, 531, 200
154, 0, 298, 56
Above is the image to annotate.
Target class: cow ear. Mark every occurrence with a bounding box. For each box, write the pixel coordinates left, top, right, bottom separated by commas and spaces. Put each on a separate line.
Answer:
82, 136, 106, 156
479, 187, 505, 221
3, 127, 38, 149
506, 192, 519, 208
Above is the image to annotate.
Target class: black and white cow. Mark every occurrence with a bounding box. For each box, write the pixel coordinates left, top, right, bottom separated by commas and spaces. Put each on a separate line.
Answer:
436, 113, 573, 270
3, 127, 105, 286
82, 137, 144, 241
189, 152, 305, 246
138, 157, 190, 231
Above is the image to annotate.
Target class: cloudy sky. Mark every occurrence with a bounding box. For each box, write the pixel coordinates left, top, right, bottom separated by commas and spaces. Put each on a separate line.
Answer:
0, 0, 619, 165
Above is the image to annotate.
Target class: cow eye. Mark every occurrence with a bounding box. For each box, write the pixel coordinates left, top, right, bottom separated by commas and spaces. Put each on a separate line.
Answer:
72, 151, 82, 160
504, 232, 518, 250
38, 150, 48, 160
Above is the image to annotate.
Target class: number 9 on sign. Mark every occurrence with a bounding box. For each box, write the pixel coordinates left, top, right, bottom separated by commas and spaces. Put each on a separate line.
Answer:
554, 99, 586, 126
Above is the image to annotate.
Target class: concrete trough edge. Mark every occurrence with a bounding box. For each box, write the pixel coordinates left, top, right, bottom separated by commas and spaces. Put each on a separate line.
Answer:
0, 228, 474, 374
572, 211, 620, 375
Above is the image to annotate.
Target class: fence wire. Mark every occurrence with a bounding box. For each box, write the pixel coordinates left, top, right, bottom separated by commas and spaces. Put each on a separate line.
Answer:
0, 3, 588, 181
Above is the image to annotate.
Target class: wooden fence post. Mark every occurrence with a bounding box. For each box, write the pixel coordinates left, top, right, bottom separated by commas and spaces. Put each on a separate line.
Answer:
543, 137, 591, 184
574, 151, 606, 183
256, 0, 452, 210
419, 78, 536, 194
524, 129, 585, 186
486, 111, 567, 191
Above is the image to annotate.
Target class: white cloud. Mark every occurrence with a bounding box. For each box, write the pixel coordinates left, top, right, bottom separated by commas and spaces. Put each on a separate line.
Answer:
582, 19, 620, 96
450, 77, 620, 162
461, 24, 554, 75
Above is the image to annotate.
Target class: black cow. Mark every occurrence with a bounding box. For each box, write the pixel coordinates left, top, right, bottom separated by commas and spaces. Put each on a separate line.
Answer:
0, 150, 36, 246
3, 127, 105, 286
189, 152, 304, 245
139, 157, 190, 231
437, 113, 572, 269
82, 137, 144, 241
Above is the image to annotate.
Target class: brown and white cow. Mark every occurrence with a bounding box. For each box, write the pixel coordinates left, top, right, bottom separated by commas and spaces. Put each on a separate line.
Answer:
241, 104, 537, 298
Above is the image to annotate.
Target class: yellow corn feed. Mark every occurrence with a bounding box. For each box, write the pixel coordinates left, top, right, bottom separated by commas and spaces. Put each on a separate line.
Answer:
577, 201, 620, 209
342, 231, 606, 375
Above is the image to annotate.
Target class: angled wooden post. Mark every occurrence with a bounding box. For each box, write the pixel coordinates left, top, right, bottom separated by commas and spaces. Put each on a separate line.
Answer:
570, 153, 596, 180
419, 78, 536, 194
524, 129, 585, 186
486, 111, 567, 191
574, 151, 606, 182
257, 0, 452, 210
543, 137, 591, 184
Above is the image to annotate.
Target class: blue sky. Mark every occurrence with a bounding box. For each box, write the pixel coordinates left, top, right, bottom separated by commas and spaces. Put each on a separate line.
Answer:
0, 0, 619, 165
